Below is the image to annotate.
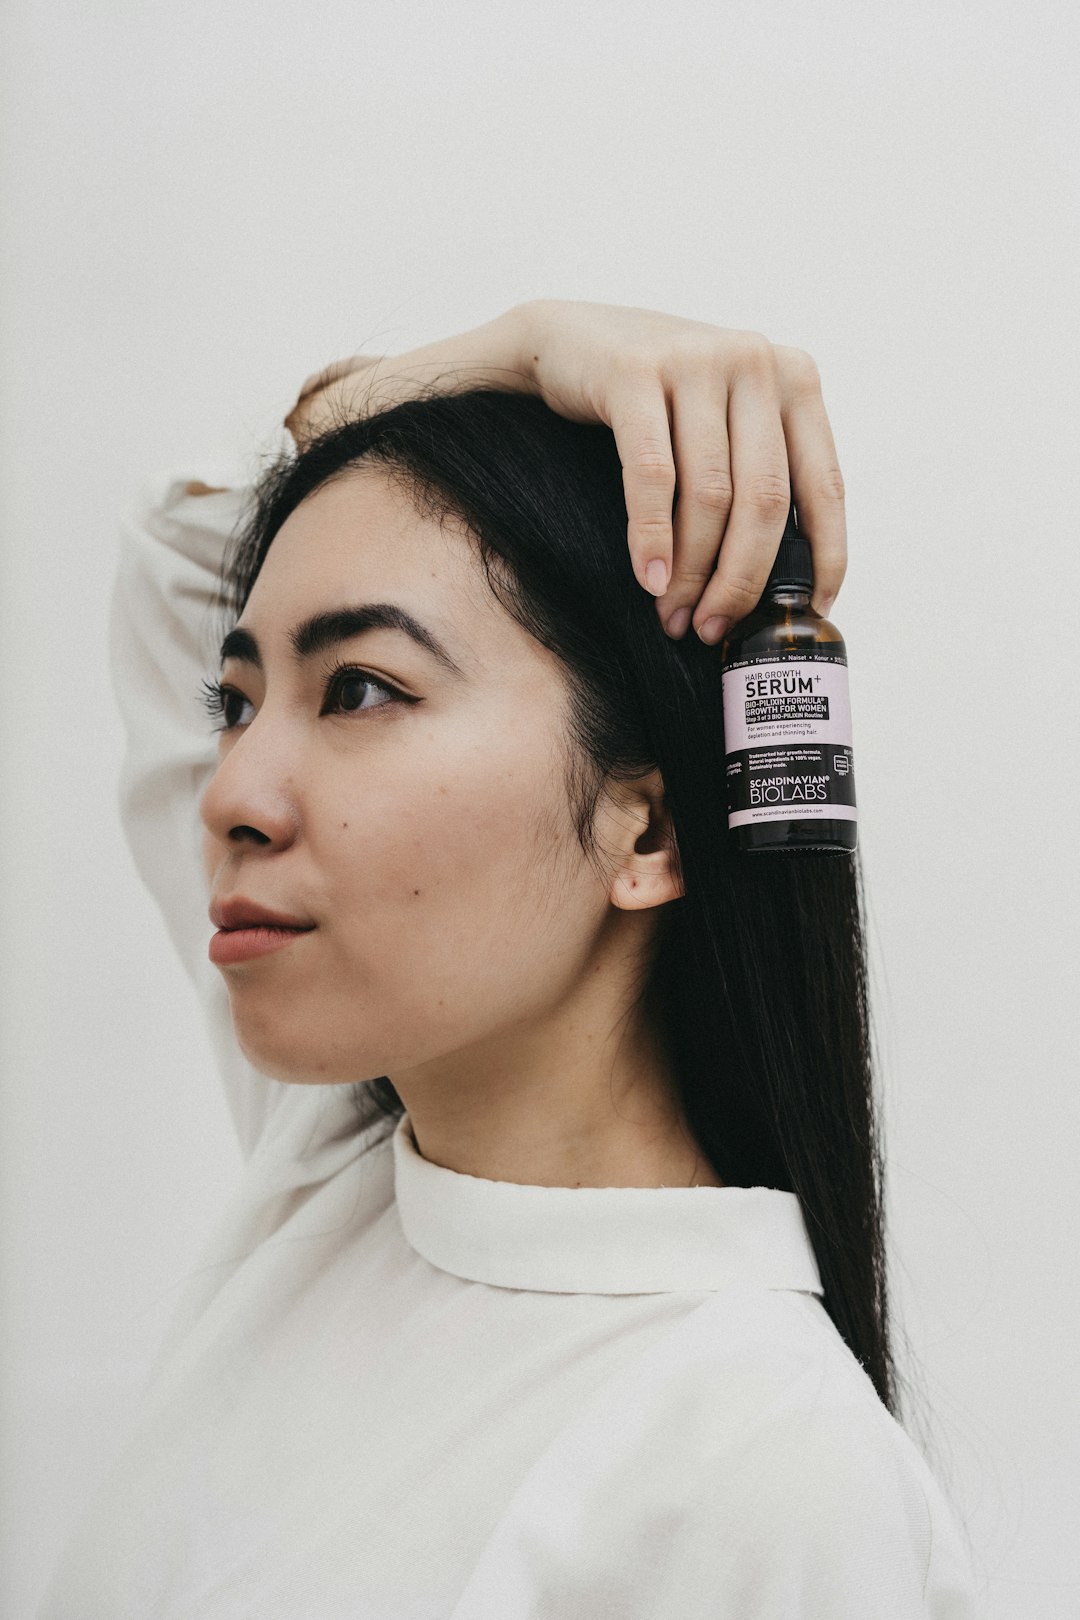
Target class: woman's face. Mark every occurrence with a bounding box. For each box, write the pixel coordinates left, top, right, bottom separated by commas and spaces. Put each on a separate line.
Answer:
199, 465, 632, 1088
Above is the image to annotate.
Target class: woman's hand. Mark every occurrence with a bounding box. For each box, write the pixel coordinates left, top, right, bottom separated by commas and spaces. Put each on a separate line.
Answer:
284, 300, 847, 642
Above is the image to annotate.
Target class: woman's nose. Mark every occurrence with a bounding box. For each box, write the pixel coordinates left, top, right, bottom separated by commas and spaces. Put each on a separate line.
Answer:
199, 726, 303, 851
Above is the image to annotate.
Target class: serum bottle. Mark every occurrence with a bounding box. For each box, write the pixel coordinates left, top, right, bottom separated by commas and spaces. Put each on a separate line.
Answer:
720, 499, 857, 853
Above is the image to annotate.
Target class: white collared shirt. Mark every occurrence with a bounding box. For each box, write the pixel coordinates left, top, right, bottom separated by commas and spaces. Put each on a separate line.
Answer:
38, 477, 982, 1618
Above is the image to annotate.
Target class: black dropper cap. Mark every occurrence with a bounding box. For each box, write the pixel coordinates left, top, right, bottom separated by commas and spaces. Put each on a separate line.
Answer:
765, 497, 813, 591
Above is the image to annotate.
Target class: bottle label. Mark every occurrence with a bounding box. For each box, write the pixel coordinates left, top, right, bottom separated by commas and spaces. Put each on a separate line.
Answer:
721, 651, 857, 828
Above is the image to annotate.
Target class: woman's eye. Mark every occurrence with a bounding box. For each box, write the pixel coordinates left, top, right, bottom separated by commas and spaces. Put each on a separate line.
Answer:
322, 665, 402, 716
199, 666, 405, 734
200, 679, 254, 732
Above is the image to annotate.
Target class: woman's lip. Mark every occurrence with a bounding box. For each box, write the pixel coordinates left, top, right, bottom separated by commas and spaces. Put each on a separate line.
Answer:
209, 924, 316, 966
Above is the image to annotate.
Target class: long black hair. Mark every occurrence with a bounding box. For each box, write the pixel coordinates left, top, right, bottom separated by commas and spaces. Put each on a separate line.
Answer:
215, 385, 900, 1417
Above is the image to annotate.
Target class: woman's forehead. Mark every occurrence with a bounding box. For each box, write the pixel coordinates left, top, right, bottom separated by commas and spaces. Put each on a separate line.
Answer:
237, 469, 529, 680
275, 464, 463, 561
249, 469, 475, 609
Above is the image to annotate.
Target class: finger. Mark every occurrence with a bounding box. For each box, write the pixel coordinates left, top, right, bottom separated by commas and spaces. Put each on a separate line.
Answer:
607, 381, 677, 596
661, 381, 733, 637
690, 356, 790, 642
295, 355, 370, 403
776, 354, 847, 616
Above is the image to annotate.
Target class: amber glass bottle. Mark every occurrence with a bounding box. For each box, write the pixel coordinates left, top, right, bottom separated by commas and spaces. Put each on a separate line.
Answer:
720, 499, 857, 854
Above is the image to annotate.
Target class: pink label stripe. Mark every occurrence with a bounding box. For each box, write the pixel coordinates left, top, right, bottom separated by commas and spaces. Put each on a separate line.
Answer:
728, 804, 858, 828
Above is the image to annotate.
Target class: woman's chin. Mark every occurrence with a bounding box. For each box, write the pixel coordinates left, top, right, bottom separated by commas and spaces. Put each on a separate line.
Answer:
231, 1020, 389, 1088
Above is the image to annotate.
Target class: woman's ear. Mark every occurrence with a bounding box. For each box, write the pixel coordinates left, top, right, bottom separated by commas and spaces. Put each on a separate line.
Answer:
604, 768, 684, 913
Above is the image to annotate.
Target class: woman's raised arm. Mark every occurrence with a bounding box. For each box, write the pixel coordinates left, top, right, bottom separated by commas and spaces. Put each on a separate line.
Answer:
110, 478, 294, 1159
285, 299, 848, 647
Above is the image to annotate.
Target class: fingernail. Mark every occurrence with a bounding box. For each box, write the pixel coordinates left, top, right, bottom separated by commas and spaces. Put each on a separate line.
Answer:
697, 615, 729, 645
818, 594, 836, 618
645, 559, 669, 596
664, 605, 692, 639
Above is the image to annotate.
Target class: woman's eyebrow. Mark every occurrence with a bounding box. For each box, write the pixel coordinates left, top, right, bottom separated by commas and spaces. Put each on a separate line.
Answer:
218, 604, 466, 679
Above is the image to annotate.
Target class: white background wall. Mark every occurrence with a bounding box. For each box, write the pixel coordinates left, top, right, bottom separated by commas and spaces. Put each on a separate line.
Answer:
1, 1, 1077, 1613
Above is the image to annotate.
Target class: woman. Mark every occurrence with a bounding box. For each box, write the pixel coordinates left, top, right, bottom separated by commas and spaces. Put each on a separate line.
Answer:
39, 301, 980, 1616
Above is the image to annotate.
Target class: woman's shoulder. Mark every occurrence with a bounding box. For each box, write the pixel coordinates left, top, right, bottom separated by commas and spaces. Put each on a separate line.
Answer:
456, 1287, 980, 1616
646, 1288, 978, 1608
670, 1289, 954, 1519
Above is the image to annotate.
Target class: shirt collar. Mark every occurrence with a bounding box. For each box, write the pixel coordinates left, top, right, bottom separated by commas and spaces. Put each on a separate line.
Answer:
391, 1111, 823, 1296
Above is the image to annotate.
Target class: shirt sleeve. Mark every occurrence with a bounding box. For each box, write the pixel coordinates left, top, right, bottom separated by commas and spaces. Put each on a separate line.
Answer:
107, 473, 288, 1160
